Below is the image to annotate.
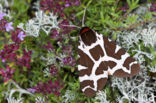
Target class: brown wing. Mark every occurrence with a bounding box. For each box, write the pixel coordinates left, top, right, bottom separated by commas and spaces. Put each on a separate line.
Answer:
78, 27, 140, 97
102, 36, 140, 77
78, 27, 108, 97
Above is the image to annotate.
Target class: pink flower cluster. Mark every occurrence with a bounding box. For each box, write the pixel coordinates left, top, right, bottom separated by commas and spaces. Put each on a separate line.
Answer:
0, 66, 15, 82
0, 44, 32, 69
0, 12, 31, 82
40, 0, 80, 17
50, 66, 58, 76
0, 13, 14, 32
50, 19, 75, 40
150, 2, 156, 12
43, 41, 54, 50
12, 28, 26, 44
63, 56, 76, 66
40, 0, 78, 40
28, 80, 62, 96
40, 0, 77, 67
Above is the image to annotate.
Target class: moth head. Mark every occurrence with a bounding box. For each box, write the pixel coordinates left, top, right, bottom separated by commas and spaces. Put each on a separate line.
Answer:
79, 27, 97, 46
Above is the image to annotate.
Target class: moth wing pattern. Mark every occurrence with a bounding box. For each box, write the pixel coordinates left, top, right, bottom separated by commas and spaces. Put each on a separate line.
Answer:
78, 47, 108, 97
78, 27, 140, 97
102, 36, 140, 77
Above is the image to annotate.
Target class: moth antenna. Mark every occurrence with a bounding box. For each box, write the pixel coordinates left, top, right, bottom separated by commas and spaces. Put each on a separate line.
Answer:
61, 24, 81, 29
82, 8, 86, 27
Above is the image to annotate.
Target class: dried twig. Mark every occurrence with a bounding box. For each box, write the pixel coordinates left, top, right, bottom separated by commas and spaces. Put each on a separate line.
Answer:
112, 19, 156, 31
82, 8, 87, 27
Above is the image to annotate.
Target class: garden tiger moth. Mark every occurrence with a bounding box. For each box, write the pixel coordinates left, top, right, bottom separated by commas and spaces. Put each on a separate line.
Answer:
78, 27, 140, 97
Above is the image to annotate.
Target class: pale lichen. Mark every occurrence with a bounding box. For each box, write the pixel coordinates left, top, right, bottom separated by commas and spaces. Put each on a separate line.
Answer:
94, 90, 110, 103
18, 11, 59, 37
62, 90, 76, 103
7, 97, 23, 103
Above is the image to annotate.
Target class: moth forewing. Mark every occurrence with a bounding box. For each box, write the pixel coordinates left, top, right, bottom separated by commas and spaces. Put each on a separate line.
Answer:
78, 27, 140, 97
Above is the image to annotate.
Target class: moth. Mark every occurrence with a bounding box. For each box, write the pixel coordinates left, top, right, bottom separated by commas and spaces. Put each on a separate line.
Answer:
78, 27, 140, 97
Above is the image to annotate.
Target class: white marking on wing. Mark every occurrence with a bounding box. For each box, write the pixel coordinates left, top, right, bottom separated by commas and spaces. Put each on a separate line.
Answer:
78, 31, 138, 92
78, 65, 88, 71
115, 45, 121, 53
80, 72, 108, 92
129, 61, 138, 68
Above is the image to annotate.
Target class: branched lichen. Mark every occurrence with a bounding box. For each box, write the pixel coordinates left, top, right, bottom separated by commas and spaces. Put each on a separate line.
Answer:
112, 76, 155, 103
35, 96, 46, 103
18, 11, 59, 37
113, 17, 156, 103
7, 97, 23, 103
62, 90, 75, 103
4, 80, 34, 102
94, 90, 110, 103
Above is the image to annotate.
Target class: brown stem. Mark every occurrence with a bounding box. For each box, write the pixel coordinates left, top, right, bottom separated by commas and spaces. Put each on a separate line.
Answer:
112, 19, 156, 31
109, 77, 116, 103
82, 8, 87, 27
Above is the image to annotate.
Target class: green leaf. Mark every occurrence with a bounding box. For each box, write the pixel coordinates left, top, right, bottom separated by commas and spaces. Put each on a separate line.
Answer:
112, 32, 117, 40
86, 0, 93, 7
63, 73, 68, 81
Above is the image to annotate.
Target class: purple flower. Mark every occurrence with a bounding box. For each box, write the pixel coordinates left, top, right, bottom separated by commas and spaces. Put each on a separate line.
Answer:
32, 80, 63, 96
16, 49, 32, 69
0, 43, 32, 69
0, 44, 19, 62
65, 3, 70, 7
2, 59, 5, 62
43, 41, 53, 50
5, 22, 14, 32
150, 2, 156, 12
63, 56, 76, 66
27, 88, 36, 93
50, 66, 58, 76
40, 0, 80, 16
50, 29, 60, 39
0, 51, 5, 62
63, 45, 72, 55
11, 28, 25, 44
17, 31, 26, 41
150, 8, 156, 12
59, 19, 75, 35
0, 66, 15, 82
0, 19, 7, 31
0, 13, 6, 20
